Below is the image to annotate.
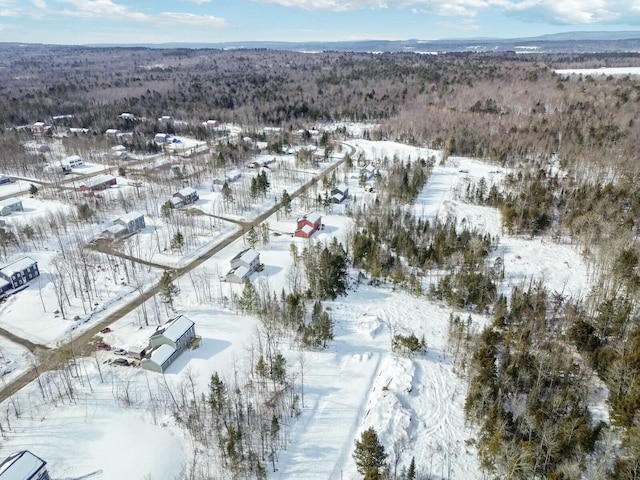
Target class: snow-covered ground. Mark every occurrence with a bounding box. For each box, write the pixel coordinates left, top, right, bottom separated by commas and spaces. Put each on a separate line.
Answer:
0, 139, 595, 480
555, 67, 640, 76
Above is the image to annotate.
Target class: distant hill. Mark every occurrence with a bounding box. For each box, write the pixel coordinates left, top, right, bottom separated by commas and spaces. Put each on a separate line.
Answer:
84, 31, 640, 54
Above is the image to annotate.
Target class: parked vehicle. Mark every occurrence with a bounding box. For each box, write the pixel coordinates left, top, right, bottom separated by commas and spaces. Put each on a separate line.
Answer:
112, 348, 127, 356
97, 342, 111, 351
112, 358, 129, 366
100, 327, 112, 334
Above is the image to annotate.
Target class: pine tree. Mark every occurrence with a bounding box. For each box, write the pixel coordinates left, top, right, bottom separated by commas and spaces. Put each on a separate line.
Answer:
221, 181, 232, 201
407, 456, 416, 480
170, 231, 184, 250
246, 227, 258, 249
159, 271, 179, 311
281, 189, 292, 214
353, 427, 387, 477
238, 278, 257, 313
29, 183, 38, 196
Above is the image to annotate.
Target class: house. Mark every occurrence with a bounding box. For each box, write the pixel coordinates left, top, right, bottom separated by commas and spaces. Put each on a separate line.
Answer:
203, 119, 220, 128
0, 257, 39, 292
154, 133, 171, 144
0, 198, 23, 216
32, 122, 46, 133
102, 223, 129, 239
360, 164, 376, 180
113, 211, 145, 234
230, 248, 260, 272
69, 128, 89, 134
79, 174, 116, 192
226, 249, 260, 283
63, 155, 83, 168
119, 112, 135, 121
158, 115, 174, 123
173, 187, 199, 206
330, 184, 349, 204
0, 450, 50, 480
0, 175, 11, 186
142, 315, 196, 373
294, 211, 322, 238
104, 128, 120, 136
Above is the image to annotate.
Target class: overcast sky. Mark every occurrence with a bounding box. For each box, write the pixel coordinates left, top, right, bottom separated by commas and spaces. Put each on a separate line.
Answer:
1, 0, 640, 45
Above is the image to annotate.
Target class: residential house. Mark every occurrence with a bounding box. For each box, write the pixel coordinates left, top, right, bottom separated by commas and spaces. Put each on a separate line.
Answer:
79, 174, 116, 192
0, 450, 50, 480
32, 122, 46, 133
330, 184, 349, 204
226, 249, 260, 283
141, 315, 196, 373
203, 119, 220, 128
0, 198, 23, 216
119, 112, 135, 121
294, 212, 322, 239
104, 128, 120, 137
113, 211, 145, 234
63, 155, 84, 168
154, 133, 171, 144
102, 223, 129, 239
0, 257, 39, 292
172, 187, 199, 206
158, 115, 174, 123
0, 175, 11, 186
360, 164, 376, 180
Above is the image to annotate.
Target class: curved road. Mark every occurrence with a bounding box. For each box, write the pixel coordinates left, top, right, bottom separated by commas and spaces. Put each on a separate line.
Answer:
0, 142, 355, 403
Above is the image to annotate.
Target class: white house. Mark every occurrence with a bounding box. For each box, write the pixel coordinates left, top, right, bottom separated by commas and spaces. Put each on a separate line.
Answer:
63, 155, 84, 168
0, 198, 23, 216
141, 315, 196, 373
226, 249, 260, 283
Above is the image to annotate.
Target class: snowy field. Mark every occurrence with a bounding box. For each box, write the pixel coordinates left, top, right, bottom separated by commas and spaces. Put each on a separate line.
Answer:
0, 139, 595, 479
555, 67, 640, 76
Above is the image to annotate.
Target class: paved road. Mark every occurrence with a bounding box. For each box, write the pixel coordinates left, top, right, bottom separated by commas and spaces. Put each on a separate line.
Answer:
0, 143, 355, 403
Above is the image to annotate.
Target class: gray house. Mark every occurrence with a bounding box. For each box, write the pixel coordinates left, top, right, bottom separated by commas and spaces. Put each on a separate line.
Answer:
113, 211, 145, 234
0, 198, 23, 216
142, 315, 196, 373
0, 257, 39, 292
226, 249, 260, 284
330, 184, 349, 204
0, 450, 50, 480
173, 187, 199, 206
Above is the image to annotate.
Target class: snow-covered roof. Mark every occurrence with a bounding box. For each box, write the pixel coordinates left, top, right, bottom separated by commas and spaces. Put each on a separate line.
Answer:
0, 257, 37, 277
300, 224, 315, 235
0, 279, 10, 291
169, 197, 182, 206
334, 183, 348, 193
0, 198, 21, 208
0, 450, 45, 479
227, 266, 249, 280
302, 211, 321, 225
231, 248, 259, 265
161, 315, 195, 343
177, 187, 197, 197
82, 174, 115, 189
111, 145, 127, 152
64, 154, 82, 163
104, 224, 128, 235
116, 210, 144, 223
148, 344, 176, 368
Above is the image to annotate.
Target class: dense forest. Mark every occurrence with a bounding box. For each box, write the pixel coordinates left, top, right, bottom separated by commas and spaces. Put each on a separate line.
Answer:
4, 43, 640, 478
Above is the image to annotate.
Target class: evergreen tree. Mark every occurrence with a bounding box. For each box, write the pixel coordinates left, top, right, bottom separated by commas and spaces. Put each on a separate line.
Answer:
160, 200, 174, 219
221, 181, 232, 201
407, 456, 416, 480
208, 372, 227, 416
159, 271, 179, 311
281, 189, 292, 214
29, 183, 38, 196
170, 231, 184, 250
353, 427, 387, 477
238, 278, 258, 313
246, 227, 258, 249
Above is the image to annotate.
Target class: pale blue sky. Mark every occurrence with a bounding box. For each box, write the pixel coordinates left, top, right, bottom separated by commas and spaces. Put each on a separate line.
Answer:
1, 0, 640, 45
